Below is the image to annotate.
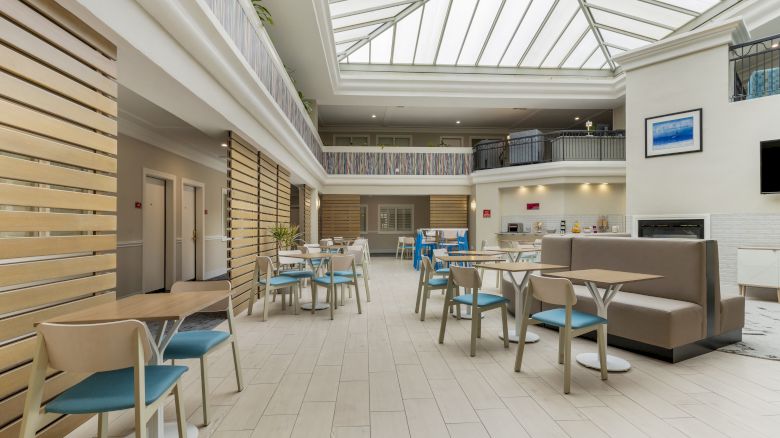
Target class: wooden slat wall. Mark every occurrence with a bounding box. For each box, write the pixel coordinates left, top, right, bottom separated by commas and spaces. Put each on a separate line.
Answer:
258, 153, 278, 260
303, 186, 312, 243
0, 1, 117, 436
430, 195, 469, 228
277, 167, 290, 227
227, 133, 259, 316
320, 195, 360, 239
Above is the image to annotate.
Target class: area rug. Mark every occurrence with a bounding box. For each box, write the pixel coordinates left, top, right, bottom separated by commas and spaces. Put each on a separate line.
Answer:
718, 298, 780, 360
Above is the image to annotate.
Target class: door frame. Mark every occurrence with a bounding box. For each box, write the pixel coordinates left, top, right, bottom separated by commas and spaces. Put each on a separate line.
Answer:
142, 168, 177, 291
181, 178, 206, 281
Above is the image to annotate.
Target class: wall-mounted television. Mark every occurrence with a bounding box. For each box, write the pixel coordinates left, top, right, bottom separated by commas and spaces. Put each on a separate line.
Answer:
761, 140, 780, 193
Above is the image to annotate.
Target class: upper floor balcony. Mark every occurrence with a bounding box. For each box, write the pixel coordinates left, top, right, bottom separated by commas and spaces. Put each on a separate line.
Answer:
730, 33, 780, 102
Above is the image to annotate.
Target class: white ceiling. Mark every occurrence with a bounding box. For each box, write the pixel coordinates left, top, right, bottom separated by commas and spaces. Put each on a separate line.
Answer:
318, 105, 613, 130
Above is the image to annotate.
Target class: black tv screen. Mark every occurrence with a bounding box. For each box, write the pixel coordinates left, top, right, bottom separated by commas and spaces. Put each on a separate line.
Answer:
761, 140, 780, 193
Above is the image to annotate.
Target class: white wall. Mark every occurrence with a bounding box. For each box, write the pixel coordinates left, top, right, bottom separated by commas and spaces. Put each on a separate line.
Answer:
623, 35, 780, 290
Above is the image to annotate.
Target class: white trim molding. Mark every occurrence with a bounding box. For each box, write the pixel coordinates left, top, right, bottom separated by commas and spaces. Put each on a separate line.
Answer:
470, 161, 627, 185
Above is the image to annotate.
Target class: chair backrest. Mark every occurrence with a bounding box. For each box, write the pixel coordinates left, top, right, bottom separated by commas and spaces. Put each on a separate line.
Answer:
480, 240, 487, 250
171, 280, 231, 312
304, 243, 320, 249
433, 248, 447, 258
279, 249, 303, 266
37, 320, 152, 373
403, 237, 415, 245
421, 255, 434, 278
398, 236, 405, 244
330, 255, 354, 272
347, 246, 364, 264
528, 275, 576, 306
305, 245, 322, 254
255, 256, 274, 277
450, 265, 481, 290
319, 239, 333, 246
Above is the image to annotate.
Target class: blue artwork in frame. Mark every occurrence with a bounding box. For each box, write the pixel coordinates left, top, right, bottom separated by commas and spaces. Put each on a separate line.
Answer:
645, 109, 702, 158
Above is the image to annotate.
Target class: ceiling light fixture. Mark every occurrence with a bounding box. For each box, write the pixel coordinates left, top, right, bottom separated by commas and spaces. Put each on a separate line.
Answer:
455, 120, 461, 124
574, 116, 581, 121
371, 114, 377, 118
220, 143, 228, 148
773, 42, 779, 48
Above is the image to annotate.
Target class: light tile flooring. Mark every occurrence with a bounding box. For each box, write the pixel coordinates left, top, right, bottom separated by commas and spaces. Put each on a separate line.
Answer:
69, 257, 780, 438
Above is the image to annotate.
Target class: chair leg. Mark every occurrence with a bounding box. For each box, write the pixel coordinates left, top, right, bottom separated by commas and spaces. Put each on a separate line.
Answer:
200, 356, 210, 425
414, 271, 425, 314
293, 285, 300, 315
247, 285, 256, 316
363, 272, 371, 302
263, 286, 269, 322
231, 340, 245, 391
134, 403, 147, 438
311, 283, 318, 315
477, 310, 482, 338
438, 290, 451, 344
597, 325, 608, 381
470, 309, 478, 357
564, 327, 572, 394
355, 283, 363, 315
420, 285, 429, 321
501, 305, 509, 348
514, 299, 532, 372
97, 412, 109, 438
558, 329, 565, 365
329, 286, 334, 320
173, 383, 187, 438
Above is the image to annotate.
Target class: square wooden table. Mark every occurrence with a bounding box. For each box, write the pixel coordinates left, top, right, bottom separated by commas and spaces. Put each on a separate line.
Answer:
546, 269, 662, 372
45, 289, 230, 437
435, 254, 504, 319
490, 247, 541, 262
475, 262, 567, 344
450, 250, 502, 256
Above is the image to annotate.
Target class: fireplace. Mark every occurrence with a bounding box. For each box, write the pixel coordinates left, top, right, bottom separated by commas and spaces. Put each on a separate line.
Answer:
637, 218, 705, 239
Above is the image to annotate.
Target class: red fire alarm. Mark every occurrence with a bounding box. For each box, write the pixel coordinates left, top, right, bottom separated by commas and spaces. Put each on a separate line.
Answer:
135, 201, 142, 209
527, 203, 540, 210
482, 209, 491, 218
204, 209, 208, 215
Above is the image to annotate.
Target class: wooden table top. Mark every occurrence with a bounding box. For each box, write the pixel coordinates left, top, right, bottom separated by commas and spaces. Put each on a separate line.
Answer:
436, 255, 504, 263
492, 246, 541, 253
451, 250, 502, 256
546, 269, 662, 285
43, 290, 230, 324
320, 245, 348, 250
475, 262, 567, 272
294, 253, 335, 259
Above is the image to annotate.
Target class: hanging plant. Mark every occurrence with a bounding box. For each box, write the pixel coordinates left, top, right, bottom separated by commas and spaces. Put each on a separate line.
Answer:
252, 0, 273, 25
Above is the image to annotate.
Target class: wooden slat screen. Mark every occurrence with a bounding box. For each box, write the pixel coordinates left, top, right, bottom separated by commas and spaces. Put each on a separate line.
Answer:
430, 195, 469, 228
258, 153, 278, 260
0, 1, 117, 436
303, 186, 312, 243
320, 195, 360, 239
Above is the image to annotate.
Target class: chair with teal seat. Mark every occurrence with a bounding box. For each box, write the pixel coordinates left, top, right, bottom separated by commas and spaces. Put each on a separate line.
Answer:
432, 248, 450, 276
415, 256, 450, 321
164, 280, 243, 426
303, 244, 327, 276
279, 249, 315, 292
250, 256, 300, 321
438, 265, 510, 357
20, 320, 187, 438
312, 254, 362, 320
333, 245, 370, 302
515, 275, 608, 393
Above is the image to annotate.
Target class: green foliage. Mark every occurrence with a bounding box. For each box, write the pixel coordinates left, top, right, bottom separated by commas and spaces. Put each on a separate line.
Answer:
252, 0, 273, 25
270, 223, 302, 250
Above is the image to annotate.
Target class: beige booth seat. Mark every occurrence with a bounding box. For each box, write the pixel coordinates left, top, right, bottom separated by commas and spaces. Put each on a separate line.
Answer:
502, 235, 744, 362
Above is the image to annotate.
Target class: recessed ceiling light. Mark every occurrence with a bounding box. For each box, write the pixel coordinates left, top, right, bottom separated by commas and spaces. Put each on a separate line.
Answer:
773, 42, 779, 48
574, 116, 581, 121
371, 114, 377, 118
455, 120, 461, 124
220, 143, 228, 148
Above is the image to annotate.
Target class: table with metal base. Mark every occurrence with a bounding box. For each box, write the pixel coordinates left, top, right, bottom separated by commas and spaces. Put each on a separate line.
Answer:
301, 302, 329, 311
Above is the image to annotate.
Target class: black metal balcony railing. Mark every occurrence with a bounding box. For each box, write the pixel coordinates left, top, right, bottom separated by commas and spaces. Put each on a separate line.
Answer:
472, 130, 626, 171
730, 34, 780, 102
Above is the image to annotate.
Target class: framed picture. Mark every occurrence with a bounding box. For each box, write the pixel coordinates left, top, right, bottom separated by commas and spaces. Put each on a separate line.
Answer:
645, 109, 702, 158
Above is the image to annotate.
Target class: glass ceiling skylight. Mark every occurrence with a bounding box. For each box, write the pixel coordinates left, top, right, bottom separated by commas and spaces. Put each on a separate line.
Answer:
329, 0, 727, 70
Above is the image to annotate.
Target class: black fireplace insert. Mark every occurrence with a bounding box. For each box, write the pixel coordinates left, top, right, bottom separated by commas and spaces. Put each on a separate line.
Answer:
637, 219, 705, 239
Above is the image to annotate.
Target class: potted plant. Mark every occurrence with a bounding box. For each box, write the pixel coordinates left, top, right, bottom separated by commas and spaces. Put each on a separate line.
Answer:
270, 223, 302, 256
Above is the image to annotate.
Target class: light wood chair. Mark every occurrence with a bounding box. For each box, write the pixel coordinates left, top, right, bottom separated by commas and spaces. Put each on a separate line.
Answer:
514, 275, 608, 393
312, 255, 362, 320
344, 245, 371, 302
399, 237, 415, 259
165, 281, 244, 425
250, 256, 300, 321
279, 249, 315, 290
20, 320, 187, 438
355, 237, 371, 263
415, 256, 449, 321
432, 248, 451, 276
438, 265, 510, 357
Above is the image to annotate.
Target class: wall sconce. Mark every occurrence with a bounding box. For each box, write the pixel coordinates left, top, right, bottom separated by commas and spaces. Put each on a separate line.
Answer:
316, 197, 320, 209
470, 200, 476, 211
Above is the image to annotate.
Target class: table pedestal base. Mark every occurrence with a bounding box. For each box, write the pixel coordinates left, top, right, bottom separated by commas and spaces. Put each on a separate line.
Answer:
124, 422, 198, 438
576, 352, 631, 372
301, 302, 329, 311
500, 329, 540, 343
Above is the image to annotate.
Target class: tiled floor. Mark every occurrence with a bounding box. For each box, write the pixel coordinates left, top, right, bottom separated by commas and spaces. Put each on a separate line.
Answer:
69, 257, 780, 438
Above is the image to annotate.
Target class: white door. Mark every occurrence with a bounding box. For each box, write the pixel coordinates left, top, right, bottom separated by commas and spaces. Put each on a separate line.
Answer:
142, 176, 166, 292
182, 185, 196, 281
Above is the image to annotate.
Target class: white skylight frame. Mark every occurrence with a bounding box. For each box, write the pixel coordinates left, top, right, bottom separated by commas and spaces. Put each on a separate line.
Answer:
329, 0, 732, 71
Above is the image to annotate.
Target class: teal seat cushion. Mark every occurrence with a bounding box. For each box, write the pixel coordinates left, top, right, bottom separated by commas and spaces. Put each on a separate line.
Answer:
280, 270, 315, 279
313, 275, 352, 285
427, 277, 448, 287
333, 270, 360, 277
531, 308, 607, 329
163, 330, 230, 360
46, 365, 187, 414
453, 293, 508, 307
435, 268, 450, 274
311, 259, 322, 266
258, 276, 298, 286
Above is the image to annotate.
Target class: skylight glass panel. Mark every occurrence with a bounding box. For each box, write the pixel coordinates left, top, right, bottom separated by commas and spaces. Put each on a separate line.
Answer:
599, 29, 650, 50
590, 10, 671, 41
436, 0, 479, 65
393, 7, 423, 64
456, 0, 503, 65
334, 24, 381, 44
541, 12, 589, 68
500, 0, 555, 67
370, 28, 393, 63
582, 48, 607, 69
520, 0, 580, 68
332, 5, 406, 31
335, 42, 353, 55
349, 44, 370, 63
329, 0, 409, 18
608, 46, 625, 58
586, 0, 692, 28
655, 0, 719, 13
561, 31, 598, 68
414, 0, 450, 64
477, 0, 531, 66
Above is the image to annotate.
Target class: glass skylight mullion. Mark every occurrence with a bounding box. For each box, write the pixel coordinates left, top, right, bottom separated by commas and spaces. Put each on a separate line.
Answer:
454, 0, 481, 65
436, 0, 479, 65
499, 0, 555, 67
413, 3, 425, 62
577, 0, 615, 70
432, 0, 455, 64
476, 0, 531, 66
471, 0, 505, 66
595, 23, 657, 43
414, 0, 450, 64
541, 11, 589, 68
392, 6, 422, 63
585, 3, 675, 31
638, 0, 699, 16
579, 44, 601, 69
582, 45, 607, 68
586, 0, 692, 29
556, 26, 590, 68
589, 9, 671, 41
517, 0, 561, 67
526, 1, 581, 68
330, 0, 417, 20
